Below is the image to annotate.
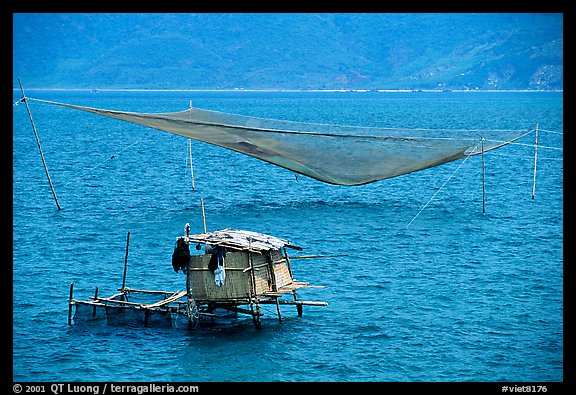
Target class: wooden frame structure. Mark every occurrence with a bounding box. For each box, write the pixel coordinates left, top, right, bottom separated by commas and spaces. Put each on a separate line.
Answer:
68, 229, 327, 329
183, 228, 327, 328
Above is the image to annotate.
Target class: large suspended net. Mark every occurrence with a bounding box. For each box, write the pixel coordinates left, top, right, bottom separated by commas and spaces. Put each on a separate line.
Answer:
27, 98, 530, 186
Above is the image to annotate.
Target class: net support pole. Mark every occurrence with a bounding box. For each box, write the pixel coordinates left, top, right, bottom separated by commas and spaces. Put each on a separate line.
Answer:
481, 138, 486, 214
200, 196, 207, 233
188, 139, 196, 190
186, 130, 207, 234
18, 79, 62, 210
531, 123, 539, 200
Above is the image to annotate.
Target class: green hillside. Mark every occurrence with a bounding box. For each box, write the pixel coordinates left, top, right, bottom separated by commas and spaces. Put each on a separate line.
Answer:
12, 13, 563, 90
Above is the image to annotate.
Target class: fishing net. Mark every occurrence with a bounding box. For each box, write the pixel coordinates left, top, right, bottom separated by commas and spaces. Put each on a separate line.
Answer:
29, 99, 530, 186
72, 302, 176, 328
72, 303, 107, 323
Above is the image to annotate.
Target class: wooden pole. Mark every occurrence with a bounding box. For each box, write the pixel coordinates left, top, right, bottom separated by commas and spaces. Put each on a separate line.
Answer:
275, 297, 283, 323
68, 282, 74, 325
481, 138, 486, 214
188, 139, 196, 190
283, 247, 293, 279
185, 259, 199, 327
122, 231, 130, 289
120, 231, 130, 301
18, 79, 62, 210
294, 290, 303, 317
247, 239, 262, 329
186, 262, 192, 327
200, 196, 207, 233
532, 123, 539, 200
185, 123, 207, 234
93, 286, 99, 317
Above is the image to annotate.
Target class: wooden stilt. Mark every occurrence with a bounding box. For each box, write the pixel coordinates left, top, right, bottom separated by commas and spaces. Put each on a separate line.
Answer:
186, 264, 192, 327
185, 263, 196, 327
68, 282, 74, 325
249, 300, 257, 327
293, 291, 303, 317
254, 303, 262, 329
247, 240, 262, 329
532, 123, 539, 200
208, 305, 215, 324
93, 287, 99, 317
275, 297, 283, 323
18, 79, 62, 211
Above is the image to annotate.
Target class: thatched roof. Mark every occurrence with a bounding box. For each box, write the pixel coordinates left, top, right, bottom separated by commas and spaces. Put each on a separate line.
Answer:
185, 228, 303, 253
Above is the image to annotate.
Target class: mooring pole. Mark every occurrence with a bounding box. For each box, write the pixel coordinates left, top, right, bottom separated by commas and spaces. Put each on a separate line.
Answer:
531, 123, 539, 200
481, 138, 486, 214
18, 79, 62, 210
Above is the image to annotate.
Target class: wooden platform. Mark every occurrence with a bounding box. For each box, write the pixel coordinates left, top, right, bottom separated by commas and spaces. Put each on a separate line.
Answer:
68, 228, 327, 329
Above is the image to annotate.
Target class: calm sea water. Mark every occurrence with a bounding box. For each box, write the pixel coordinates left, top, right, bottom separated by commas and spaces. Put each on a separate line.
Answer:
12, 90, 563, 382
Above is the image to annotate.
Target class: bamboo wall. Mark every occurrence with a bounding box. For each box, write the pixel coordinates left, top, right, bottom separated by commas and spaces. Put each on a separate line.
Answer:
187, 249, 294, 301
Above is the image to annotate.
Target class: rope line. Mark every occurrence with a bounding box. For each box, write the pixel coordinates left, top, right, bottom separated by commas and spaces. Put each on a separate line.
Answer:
538, 129, 563, 135
483, 138, 562, 151
489, 152, 563, 161
61, 134, 150, 188
407, 140, 480, 227
23, 96, 538, 141
15, 95, 152, 190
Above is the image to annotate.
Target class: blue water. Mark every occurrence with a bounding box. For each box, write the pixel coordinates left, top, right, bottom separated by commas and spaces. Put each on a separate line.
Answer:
12, 90, 563, 382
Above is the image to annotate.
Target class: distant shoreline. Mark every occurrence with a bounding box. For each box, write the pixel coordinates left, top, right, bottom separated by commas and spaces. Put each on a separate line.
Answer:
12, 87, 564, 93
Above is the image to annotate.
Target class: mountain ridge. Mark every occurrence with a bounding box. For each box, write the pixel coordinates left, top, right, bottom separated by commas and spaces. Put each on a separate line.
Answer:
12, 13, 563, 90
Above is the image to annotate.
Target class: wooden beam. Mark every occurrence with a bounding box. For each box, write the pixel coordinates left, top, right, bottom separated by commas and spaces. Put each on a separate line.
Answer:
224, 305, 264, 316
142, 291, 187, 309
259, 299, 328, 307
119, 287, 176, 295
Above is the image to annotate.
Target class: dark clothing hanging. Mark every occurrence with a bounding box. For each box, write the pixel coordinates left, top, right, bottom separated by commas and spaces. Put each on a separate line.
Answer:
208, 245, 227, 273
172, 239, 191, 273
